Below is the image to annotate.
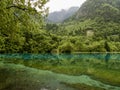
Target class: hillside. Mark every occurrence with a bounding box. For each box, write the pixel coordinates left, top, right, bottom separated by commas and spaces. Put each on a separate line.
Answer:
0, 0, 120, 53
51, 0, 120, 37
74, 0, 120, 22
47, 7, 79, 23
46, 0, 120, 52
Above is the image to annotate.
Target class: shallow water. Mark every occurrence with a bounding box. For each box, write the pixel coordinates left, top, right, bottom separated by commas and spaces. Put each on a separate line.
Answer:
0, 53, 120, 90
0, 62, 120, 90
0, 53, 120, 61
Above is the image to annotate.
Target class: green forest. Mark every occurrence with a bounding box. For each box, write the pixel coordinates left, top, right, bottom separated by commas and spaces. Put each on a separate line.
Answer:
0, 0, 120, 90
0, 0, 120, 54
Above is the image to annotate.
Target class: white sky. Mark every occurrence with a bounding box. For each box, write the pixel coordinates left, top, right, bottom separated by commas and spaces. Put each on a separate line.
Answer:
46, 0, 86, 12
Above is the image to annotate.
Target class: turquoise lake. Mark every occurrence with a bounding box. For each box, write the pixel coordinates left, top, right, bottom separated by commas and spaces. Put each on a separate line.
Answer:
0, 53, 120, 90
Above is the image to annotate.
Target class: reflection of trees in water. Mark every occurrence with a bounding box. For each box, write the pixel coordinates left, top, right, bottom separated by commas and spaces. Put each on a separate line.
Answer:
104, 53, 120, 70
1, 53, 120, 68
105, 53, 111, 63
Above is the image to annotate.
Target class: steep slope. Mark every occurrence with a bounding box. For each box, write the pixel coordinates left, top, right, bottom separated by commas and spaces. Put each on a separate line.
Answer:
61, 0, 120, 37
47, 7, 79, 23
74, 0, 120, 22
45, 0, 120, 52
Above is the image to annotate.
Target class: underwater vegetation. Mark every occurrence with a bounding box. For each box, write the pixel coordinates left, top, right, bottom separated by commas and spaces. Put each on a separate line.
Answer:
0, 53, 120, 90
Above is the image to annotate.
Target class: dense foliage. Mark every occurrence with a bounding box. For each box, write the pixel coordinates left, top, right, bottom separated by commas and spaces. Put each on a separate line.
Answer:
0, 0, 120, 53
0, 0, 56, 53
46, 0, 120, 53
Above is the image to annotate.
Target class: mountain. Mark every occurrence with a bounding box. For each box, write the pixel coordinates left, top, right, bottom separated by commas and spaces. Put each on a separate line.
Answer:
47, 0, 120, 36
73, 0, 120, 22
47, 7, 79, 23
45, 0, 120, 52
62, 0, 120, 37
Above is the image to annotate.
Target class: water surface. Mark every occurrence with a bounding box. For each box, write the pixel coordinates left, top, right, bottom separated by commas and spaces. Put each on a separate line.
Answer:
0, 53, 120, 90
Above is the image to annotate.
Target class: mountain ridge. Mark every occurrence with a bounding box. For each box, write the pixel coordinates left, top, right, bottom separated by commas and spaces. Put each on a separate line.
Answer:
47, 7, 79, 23
71, 0, 120, 22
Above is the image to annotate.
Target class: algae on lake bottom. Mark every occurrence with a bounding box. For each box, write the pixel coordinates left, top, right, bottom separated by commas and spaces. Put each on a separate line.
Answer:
0, 62, 120, 90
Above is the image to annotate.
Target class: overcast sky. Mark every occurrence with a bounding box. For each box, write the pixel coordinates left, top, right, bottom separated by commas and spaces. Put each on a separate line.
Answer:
46, 0, 86, 12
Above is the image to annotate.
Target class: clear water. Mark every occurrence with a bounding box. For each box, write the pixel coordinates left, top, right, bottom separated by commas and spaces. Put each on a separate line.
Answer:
0, 53, 120, 90
0, 53, 120, 61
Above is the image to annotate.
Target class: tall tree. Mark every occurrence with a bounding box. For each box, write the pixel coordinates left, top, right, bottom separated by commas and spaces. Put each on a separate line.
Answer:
0, 0, 48, 53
